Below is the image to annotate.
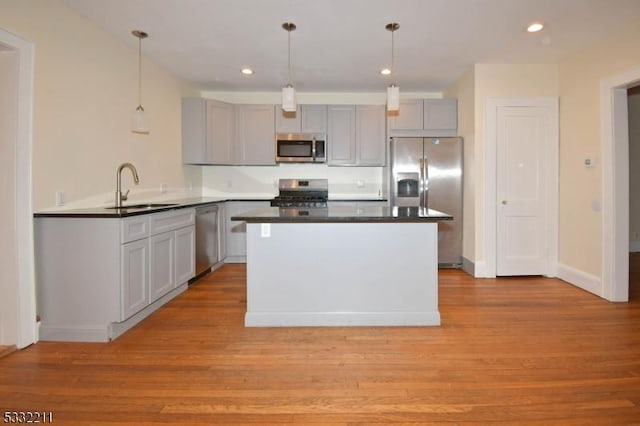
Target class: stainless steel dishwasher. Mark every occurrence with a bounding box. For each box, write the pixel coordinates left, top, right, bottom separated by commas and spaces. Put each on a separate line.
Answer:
194, 204, 218, 279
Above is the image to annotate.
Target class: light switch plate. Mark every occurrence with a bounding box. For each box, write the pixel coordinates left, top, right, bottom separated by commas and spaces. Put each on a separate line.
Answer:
261, 223, 271, 238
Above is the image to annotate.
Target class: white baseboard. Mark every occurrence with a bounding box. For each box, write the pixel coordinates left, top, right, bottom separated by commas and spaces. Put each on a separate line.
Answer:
630, 241, 640, 252
473, 261, 494, 278
556, 263, 602, 297
245, 311, 441, 327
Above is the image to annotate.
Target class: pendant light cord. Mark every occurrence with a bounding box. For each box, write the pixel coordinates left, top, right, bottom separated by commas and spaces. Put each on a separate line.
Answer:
132, 30, 148, 111
385, 23, 399, 85
137, 35, 142, 108
391, 28, 395, 77
287, 26, 292, 86
282, 22, 296, 88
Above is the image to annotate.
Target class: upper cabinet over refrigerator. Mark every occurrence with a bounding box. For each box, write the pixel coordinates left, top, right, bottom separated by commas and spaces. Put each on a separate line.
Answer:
388, 98, 457, 137
390, 137, 463, 268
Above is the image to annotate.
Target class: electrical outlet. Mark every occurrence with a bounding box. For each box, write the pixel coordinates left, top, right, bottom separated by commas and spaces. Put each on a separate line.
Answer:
55, 191, 65, 207
160, 183, 167, 193
261, 223, 271, 238
357, 180, 365, 188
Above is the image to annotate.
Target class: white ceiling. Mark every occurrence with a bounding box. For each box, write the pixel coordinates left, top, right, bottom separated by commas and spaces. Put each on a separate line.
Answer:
62, 0, 640, 93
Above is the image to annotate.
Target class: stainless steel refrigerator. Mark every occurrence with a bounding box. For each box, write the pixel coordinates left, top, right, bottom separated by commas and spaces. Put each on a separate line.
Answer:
390, 137, 463, 268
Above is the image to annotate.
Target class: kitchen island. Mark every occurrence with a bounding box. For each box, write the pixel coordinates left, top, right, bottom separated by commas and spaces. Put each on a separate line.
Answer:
231, 205, 452, 327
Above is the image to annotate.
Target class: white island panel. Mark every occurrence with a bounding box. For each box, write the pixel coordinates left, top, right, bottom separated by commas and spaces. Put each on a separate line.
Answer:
245, 222, 440, 326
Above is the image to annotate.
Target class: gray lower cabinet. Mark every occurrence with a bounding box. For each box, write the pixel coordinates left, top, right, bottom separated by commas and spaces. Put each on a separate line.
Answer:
121, 237, 149, 320
217, 203, 227, 262
224, 201, 270, 263
175, 226, 196, 283
149, 231, 175, 303
35, 208, 195, 342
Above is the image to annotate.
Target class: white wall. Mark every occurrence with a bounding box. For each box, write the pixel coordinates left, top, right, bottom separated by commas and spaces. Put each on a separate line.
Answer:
0, 0, 201, 211
473, 64, 560, 268
444, 68, 475, 264
202, 164, 384, 199
558, 17, 640, 276
445, 64, 559, 270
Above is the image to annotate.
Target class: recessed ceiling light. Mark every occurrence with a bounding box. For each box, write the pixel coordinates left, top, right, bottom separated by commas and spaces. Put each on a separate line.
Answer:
241, 68, 254, 75
527, 22, 544, 33
380, 68, 392, 75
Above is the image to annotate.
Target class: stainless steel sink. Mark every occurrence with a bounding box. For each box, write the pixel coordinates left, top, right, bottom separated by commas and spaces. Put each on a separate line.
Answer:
105, 203, 179, 210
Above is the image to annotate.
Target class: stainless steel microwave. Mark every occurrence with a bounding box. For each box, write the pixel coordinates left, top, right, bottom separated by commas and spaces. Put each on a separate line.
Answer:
275, 133, 326, 163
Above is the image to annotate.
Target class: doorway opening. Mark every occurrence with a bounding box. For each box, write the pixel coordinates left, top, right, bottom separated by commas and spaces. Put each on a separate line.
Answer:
601, 66, 640, 302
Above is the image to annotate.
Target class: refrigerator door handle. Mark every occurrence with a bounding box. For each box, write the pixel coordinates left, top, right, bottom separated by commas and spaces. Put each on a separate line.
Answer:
419, 158, 425, 208
422, 156, 429, 209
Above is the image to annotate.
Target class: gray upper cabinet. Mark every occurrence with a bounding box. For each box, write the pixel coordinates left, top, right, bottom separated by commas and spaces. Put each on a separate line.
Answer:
328, 105, 385, 166
388, 99, 424, 130
423, 98, 457, 130
327, 105, 357, 165
356, 105, 386, 166
236, 104, 276, 165
275, 104, 328, 134
388, 98, 457, 134
182, 98, 234, 165
301, 105, 328, 133
182, 99, 276, 165
275, 106, 301, 133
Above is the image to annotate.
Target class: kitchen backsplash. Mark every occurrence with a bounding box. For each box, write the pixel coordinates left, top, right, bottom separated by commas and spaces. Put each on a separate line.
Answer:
201, 164, 385, 199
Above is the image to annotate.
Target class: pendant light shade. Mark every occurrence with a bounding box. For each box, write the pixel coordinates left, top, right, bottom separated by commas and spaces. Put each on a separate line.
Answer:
385, 22, 400, 112
282, 22, 297, 112
132, 30, 149, 134
282, 85, 296, 112
387, 84, 400, 111
132, 105, 149, 134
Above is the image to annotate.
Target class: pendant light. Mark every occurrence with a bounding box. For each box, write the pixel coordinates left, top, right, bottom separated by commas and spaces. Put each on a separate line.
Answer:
132, 30, 149, 134
385, 22, 400, 112
282, 22, 297, 112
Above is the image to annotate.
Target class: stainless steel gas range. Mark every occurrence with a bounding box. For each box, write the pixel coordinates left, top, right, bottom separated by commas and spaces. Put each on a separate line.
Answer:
271, 179, 328, 208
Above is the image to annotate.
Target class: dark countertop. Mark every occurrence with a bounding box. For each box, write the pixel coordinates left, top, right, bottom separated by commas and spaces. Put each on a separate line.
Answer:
33, 197, 389, 218
33, 197, 231, 218
231, 206, 452, 223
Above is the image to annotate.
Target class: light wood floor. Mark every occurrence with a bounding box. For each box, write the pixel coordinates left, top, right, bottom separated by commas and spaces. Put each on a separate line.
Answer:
1, 263, 639, 424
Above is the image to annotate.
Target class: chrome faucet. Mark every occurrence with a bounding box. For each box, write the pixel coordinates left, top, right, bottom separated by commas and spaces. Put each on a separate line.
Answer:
115, 162, 140, 207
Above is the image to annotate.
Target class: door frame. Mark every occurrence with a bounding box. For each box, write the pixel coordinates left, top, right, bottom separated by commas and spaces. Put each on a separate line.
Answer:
0, 28, 36, 348
482, 97, 559, 278
600, 65, 640, 302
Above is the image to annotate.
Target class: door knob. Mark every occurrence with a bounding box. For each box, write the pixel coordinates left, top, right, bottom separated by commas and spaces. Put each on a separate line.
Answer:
501, 200, 508, 205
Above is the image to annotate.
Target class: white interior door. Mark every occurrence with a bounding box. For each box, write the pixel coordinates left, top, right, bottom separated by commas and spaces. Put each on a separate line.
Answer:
496, 105, 550, 276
